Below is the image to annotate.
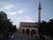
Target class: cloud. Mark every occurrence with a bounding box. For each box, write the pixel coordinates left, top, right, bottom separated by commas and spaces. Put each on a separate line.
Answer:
18, 15, 35, 22
0, 4, 14, 11
17, 8, 29, 14
5, 5, 13, 9
6, 8, 28, 15
4, 4, 14, 10
24, 16, 35, 22
6, 9, 27, 15
0, 2, 29, 15
7, 11, 17, 15
17, 10, 24, 14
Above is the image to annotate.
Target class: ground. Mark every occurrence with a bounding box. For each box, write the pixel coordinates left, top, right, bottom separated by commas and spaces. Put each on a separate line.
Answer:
9, 34, 53, 40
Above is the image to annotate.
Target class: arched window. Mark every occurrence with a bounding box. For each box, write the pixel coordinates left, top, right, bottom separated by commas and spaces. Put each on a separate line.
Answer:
31, 29, 36, 36
26, 29, 30, 36
22, 29, 25, 34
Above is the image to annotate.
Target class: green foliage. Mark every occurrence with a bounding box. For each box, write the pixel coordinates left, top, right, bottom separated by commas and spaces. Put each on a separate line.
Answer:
39, 18, 53, 37
0, 11, 17, 40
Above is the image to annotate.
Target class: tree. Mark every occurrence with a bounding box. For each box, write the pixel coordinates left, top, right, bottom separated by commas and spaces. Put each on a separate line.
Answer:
39, 18, 53, 37
0, 11, 17, 40
48, 18, 53, 37
38, 21, 48, 35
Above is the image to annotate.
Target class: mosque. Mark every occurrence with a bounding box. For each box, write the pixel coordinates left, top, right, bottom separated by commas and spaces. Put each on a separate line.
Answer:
17, 3, 42, 37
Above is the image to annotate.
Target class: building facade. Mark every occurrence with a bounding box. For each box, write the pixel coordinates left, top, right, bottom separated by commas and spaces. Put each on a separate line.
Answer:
18, 22, 38, 36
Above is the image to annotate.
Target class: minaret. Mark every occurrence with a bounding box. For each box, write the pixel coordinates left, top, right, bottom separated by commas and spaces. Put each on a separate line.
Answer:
38, 3, 42, 23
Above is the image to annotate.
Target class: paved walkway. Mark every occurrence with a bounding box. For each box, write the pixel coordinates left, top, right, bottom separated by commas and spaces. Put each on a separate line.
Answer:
9, 34, 38, 40
9, 34, 53, 40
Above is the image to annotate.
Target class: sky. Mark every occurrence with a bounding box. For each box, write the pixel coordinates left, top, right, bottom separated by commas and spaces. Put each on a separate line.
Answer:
0, 0, 53, 28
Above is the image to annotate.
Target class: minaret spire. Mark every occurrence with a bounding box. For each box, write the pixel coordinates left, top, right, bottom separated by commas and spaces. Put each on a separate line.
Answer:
38, 2, 42, 23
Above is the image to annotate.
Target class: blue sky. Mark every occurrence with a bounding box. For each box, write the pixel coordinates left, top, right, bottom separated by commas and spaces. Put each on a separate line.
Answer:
0, 0, 53, 28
